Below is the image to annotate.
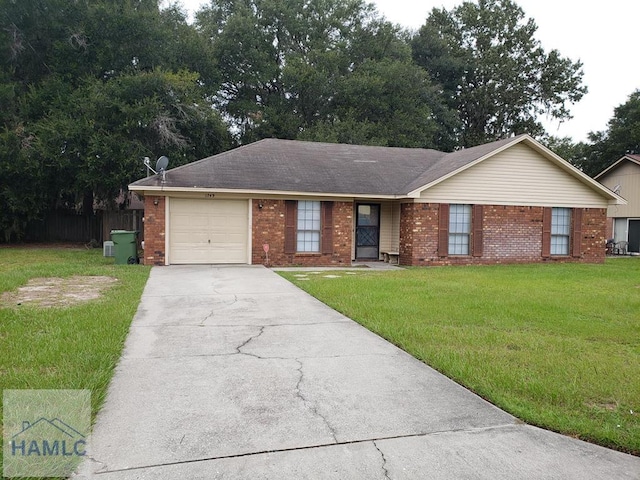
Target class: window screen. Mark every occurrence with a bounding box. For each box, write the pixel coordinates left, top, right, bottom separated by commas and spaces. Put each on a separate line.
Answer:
297, 201, 321, 252
449, 204, 471, 255
551, 207, 571, 255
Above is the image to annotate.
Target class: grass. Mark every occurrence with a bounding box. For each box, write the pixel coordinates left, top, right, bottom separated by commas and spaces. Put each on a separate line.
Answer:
0, 247, 150, 475
280, 260, 640, 455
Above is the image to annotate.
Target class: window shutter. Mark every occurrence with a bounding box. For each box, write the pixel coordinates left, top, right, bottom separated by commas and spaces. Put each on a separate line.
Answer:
438, 203, 450, 257
472, 204, 483, 257
542, 207, 552, 258
321, 202, 334, 254
572, 208, 582, 258
284, 200, 297, 254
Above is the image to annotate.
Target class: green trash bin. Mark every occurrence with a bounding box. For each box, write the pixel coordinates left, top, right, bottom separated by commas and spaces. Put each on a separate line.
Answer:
110, 230, 138, 265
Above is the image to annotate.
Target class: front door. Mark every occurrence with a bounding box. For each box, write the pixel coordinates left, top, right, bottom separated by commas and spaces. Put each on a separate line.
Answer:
629, 220, 640, 253
356, 204, 380, 259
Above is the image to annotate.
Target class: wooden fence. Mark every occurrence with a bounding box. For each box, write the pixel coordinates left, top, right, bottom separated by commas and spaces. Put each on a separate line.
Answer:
25, 210, 144, 244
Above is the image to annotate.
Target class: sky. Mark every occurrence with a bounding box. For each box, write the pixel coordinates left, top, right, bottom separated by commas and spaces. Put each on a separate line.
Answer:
177, 0, 640, 143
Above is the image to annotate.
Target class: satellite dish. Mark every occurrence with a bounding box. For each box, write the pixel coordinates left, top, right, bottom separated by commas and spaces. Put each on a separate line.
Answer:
142, 155, 169, 183
156, 156, 169, 173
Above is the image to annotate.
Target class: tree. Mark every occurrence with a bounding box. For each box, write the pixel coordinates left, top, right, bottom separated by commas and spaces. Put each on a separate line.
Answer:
196, 0, 453, 147
28, 70, 231, 209
0, 125, 48, 242
578, 90, 640, 176
412, 0, 587, 147
540, 135, 588, 168
300, 58, 451, 148
196, 0, 375, 141
0, 0, 231, 240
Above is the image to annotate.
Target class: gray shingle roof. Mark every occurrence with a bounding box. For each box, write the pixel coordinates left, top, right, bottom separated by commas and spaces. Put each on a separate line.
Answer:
130, 135, 526, 196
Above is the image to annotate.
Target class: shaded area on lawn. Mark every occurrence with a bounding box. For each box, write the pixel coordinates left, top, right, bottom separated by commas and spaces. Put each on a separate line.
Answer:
280, 260, 640, 455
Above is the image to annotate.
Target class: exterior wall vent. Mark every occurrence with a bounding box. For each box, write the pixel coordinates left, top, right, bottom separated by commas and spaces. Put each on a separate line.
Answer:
103, 241, 115, 257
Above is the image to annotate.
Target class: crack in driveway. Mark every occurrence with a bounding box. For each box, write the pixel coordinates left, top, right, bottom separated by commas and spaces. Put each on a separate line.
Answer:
373, 440, 391, 480
200, 295, 238, 325
200, 309, 215, 326
84, 426, 518, 476
235, 326, 266, 358
294, 358, 339, 444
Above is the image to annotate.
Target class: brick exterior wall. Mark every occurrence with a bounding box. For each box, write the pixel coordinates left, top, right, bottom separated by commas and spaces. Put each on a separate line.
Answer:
482, 205, 544, 263
399, 203, 439, 265
251, 199, 353, 266
580, 208, 608, 263
142, 196, 166, 266
142, 196, 606, 267
400, 203, 606, 266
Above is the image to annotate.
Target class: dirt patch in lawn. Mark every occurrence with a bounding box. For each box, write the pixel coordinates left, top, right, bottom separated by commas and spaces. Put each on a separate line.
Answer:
1, 276, 118, 308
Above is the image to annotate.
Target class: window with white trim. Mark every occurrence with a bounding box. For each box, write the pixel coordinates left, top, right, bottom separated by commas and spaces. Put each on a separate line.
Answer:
551, 207, 571, 255
449, 204, 471, 255
297, 200, 321, 252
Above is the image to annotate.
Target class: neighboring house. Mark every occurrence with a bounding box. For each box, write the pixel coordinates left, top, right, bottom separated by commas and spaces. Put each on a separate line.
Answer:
595, 154, 640, 253
129, 134, 624, 267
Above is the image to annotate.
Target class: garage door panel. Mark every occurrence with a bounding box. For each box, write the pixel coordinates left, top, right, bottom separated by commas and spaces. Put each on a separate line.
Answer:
171, 214, 208, 229
172, 235, 210, 246
169, 199, 249, 264
207, 245, 246, 263
171, 247, 211, 264
209, 234, 244, 243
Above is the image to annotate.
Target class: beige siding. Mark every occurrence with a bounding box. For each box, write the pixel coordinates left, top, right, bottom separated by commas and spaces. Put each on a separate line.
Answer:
599, 162, 640, 218
420, 143, 607, 207
391, 203, 400, 251
379, 202, 400, 254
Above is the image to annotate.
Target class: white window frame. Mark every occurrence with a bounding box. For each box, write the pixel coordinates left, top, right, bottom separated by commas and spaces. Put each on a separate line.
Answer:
297, 200, 321, 252
551, 207, 571, 256
449, 204, 472, 255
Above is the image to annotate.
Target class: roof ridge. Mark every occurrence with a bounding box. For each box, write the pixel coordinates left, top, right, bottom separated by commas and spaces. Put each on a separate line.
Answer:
267, 137, 453, 153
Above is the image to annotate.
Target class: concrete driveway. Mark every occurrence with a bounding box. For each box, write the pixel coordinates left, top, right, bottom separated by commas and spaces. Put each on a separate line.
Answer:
76, 265, 639, 479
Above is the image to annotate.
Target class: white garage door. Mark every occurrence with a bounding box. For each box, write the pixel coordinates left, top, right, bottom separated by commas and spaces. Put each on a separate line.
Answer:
169, 198, 249, 264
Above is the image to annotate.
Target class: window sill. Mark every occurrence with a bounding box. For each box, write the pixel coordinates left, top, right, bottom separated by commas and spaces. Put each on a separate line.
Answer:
295, 253, 322, 256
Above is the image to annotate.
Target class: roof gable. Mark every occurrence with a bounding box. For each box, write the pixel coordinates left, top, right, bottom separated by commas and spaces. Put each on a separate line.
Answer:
418, 142, 612, 207
595, 154, 640, 180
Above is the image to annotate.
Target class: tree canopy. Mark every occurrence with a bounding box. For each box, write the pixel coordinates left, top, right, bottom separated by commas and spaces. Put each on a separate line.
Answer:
575, 90, 640, 177
412, 0, 587, 147
0, 0, 600, 240
0, 0, 231, 240
196, 0, 449, 146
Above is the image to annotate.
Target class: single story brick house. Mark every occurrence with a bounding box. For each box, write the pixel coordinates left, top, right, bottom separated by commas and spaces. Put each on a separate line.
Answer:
129, 134, 624, 267
595, 154, 640, 253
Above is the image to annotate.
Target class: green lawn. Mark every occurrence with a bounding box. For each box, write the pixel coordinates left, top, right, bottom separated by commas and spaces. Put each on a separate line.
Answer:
0, 247, 150, 473
280, 260, 640, 455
